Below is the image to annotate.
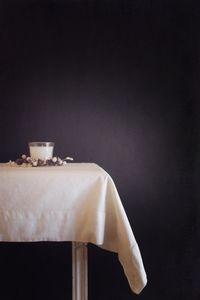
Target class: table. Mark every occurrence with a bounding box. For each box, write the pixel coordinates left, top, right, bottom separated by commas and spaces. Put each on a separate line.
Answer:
0, 163, 147, 298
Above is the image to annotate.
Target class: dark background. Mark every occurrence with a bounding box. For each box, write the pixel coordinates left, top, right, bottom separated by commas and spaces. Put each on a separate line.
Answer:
0, 0, 198, 299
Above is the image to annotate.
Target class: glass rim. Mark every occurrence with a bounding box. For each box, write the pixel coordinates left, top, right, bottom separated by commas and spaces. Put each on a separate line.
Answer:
29, 142, 54, 147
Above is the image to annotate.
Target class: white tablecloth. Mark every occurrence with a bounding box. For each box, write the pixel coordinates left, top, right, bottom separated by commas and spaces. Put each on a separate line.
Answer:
0, 163, 147, 294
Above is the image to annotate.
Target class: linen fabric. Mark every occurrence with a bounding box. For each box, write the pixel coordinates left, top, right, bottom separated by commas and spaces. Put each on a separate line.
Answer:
0, 163, 147, 294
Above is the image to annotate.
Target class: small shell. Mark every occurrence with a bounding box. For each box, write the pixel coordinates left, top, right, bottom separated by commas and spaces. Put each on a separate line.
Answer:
32, 161, 38, 167
52, 157, 57, 163
65, 157, 74, 161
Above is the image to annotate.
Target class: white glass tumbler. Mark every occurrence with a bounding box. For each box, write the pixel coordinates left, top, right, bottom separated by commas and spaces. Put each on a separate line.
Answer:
29, 142, 54, 160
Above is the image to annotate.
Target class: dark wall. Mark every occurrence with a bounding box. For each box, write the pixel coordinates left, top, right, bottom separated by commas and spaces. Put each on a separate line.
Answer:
0, 1, 198, 300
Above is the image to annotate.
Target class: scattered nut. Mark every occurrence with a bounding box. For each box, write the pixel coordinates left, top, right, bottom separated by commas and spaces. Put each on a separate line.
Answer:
15, 158, 24, 165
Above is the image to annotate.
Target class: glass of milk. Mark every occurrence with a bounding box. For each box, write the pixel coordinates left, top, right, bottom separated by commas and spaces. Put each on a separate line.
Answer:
29, 142, 54, 160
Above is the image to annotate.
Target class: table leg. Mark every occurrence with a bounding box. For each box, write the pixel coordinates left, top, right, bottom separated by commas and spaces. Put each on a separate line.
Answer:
72, 242, 88, 300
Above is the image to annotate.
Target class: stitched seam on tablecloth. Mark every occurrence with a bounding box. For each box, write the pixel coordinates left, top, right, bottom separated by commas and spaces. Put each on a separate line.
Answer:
0, 209, 107, 214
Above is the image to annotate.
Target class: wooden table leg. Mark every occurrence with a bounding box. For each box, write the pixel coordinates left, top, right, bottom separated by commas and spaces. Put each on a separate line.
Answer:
72, 242, 88, 300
